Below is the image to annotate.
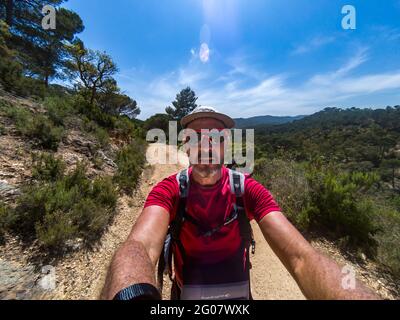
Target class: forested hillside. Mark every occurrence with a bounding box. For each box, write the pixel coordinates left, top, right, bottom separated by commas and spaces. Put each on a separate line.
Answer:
252, 107, 400, 278
234, 115, 305, 128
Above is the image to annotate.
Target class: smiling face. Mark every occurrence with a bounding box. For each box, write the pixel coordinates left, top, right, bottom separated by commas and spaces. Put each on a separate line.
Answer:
184, 117, 228, 178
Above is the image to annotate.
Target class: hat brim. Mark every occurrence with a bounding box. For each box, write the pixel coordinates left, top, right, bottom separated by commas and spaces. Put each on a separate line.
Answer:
181, 111, 235, 129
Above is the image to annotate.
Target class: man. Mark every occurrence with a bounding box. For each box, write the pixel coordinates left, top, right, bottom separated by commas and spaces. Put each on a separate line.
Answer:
101, 106, 378, 300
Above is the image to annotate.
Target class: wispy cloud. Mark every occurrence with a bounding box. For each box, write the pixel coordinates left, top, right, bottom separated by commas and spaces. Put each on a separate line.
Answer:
371, 25, 400, 42
292, 35, 336, 55
309, 47, 368, 85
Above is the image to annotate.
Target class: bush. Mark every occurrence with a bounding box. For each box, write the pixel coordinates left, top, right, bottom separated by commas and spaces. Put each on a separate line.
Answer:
11, 162, 118, 250
0, 202, 11, 239
32, 152, 66, 182
0, 123, 5, 135
35, 210, 78, 249
114, 141, 146, 193
5, 106, 64, 150
5, 105, 32, 133
115, 116, 144, 142
304, 166, 380, 253
253, 158, 311, 228
83, 118, 110, 148
392, 195, 400, 211
77, 98, 116, 129
94, 126, 110, 148
0, 58, 23, 93
27, 115, 64, 150
254, 158, 380, 255
43, 96, 75, 126
0, 21, 23, 94
373, 207, 400, 276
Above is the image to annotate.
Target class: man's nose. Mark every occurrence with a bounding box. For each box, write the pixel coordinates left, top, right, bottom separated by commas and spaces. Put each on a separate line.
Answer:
199, 135, 213, 153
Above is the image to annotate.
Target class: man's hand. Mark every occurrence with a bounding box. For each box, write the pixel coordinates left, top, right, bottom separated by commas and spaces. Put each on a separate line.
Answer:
258, 211, 379, 300
101, 205, 169, 300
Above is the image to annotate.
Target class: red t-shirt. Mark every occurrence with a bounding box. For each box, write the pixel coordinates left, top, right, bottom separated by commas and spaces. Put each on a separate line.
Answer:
144, 166, 281, 286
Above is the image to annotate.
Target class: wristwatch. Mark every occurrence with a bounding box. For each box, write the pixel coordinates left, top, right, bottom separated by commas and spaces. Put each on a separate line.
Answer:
113, 283, 161, 301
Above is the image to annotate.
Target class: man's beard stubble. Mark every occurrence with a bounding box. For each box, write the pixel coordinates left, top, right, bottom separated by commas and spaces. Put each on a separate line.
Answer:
191, 148, 223, 178
191, 163, 222, 178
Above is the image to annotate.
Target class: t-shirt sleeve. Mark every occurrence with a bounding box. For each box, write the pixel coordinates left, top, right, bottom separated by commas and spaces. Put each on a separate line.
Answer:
143, 174, 179, 221
244, 176, 281, 222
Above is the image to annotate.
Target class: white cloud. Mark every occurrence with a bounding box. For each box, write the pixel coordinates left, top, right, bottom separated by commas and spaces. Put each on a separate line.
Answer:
309, 47, 368, 85
118, 49, 400, 120
292, 35, 336, 55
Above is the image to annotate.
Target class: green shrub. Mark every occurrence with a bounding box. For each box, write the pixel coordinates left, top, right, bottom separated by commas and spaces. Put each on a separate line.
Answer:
5, 107, 64, 150
0, 21, 24, 94
373, 207, 400, 276
77, 99, 116, 129
253, 158, 311, 228
91, 106, 116, 129
35, 210, 78, 249
83, 118, 110, 148
392, 195, 400, 211
27, 115, 64, 150
32, 152, 66, 182
114, 116, 144, 142
71, 198, 111, 243
44, 96, 75, 126
92, 154, 104, 169
0, 58, 23, 93
94, 126, 110, 148
304, 166, 380, 253
8, 76, 47, 99
0, 202, 11, 239
254, 159, 380, 255
91, 176, 118, 209
5, 106, 33, 133
114, 141, 146, 193
12, 162, 118, 250
0, 123, 5, 135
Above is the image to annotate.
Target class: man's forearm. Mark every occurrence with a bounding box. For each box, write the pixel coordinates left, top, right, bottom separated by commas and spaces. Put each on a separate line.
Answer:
101, 239, 156, 300
294, 249, 378, 300
259, 212, 379, 300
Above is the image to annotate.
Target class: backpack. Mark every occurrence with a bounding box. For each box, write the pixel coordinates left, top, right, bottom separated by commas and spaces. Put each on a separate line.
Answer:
156, 167, 256, 295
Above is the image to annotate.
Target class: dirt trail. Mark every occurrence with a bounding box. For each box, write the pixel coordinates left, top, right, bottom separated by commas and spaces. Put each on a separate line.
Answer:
53, 143, 304, 299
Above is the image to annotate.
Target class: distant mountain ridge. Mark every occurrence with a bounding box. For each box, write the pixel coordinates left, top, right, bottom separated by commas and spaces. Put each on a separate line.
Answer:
234, 115, 305, 128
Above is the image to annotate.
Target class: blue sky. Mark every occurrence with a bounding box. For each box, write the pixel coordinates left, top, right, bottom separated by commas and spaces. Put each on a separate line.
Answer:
64, 0, 400, 120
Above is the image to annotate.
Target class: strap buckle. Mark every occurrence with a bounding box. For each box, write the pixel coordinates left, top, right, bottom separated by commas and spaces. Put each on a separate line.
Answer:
251, 239, 256, 254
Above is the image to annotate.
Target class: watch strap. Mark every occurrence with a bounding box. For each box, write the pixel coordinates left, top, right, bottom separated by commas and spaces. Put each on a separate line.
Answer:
113, 283, 161, 300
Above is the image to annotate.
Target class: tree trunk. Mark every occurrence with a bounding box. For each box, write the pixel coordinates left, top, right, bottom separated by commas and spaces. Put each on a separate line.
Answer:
44, 75, 49, 88
393, 168, 395, 189
6, 0, 14, 26
90, 87, 96, 106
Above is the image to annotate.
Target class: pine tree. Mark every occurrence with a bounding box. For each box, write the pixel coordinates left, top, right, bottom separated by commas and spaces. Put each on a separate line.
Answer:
165, 87, 198, 121
66, 39, 117, 106
0, 0, 84, 86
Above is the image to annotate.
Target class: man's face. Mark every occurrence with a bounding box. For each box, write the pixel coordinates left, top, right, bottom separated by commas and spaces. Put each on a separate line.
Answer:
184, 118, 228, 176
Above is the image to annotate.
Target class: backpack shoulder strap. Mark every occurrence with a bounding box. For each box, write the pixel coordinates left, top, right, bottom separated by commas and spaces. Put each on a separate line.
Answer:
228, 168, 245, 197
158, 168, 190, 291
228, 168, 255, 255
170, 168, 189, 240
176, 168, 189, 198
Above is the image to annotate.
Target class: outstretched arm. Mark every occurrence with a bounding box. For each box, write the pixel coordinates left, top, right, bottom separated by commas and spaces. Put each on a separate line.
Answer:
101, 205, 169, 300
258, 211, 379, 300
